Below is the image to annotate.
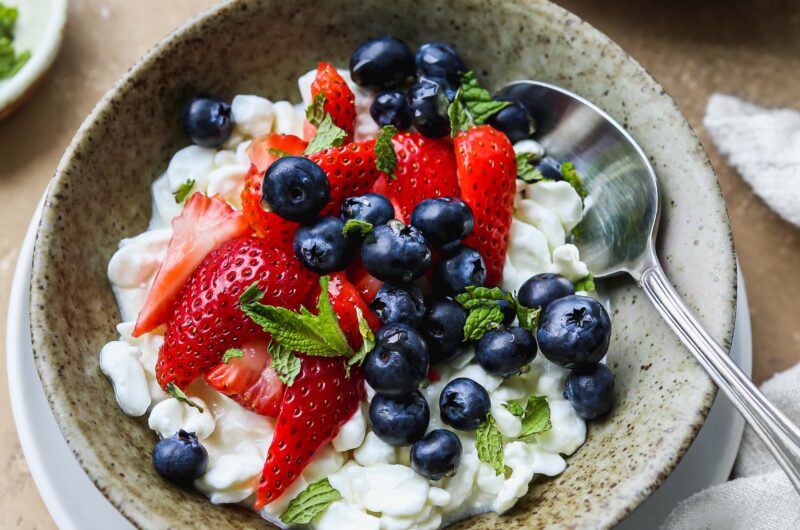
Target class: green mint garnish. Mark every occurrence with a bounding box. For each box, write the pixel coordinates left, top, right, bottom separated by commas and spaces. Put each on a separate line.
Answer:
165, 382, 204, 413
448, 71, 511, 134
268, 341, 301, 386
280, 478, 342, 524
0, 6, 29, 80
305, 93, 327, 128
476, 413, 504, 475
374, 125, 398, 179
303, 113, 347, 155
573, 273, 595, 293
268, 147, 293, 159
346, 307, 375, 377
509, 395, 552, 440
342, 219, 373, 239
455, 286, 515, 341
173, 179, 195, 203
515, 304, 541, 334
505, 401, 525, 416
222, 348, 244, 364
240, 276, 354, 359
560, 161, 587, 199
516, 153, 545, 183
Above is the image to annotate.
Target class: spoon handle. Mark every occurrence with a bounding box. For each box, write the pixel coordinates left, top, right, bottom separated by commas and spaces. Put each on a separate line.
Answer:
641, 264, 800, 493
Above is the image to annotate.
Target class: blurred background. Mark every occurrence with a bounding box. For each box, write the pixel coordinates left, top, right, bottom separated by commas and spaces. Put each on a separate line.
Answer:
0, 0, 797, 527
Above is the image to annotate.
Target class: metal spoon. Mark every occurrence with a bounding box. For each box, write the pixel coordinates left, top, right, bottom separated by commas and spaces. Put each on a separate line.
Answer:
497, 80, 800, 492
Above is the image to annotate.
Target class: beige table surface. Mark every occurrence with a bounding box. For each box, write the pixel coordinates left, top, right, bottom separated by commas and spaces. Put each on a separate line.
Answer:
1, 0, 798, 528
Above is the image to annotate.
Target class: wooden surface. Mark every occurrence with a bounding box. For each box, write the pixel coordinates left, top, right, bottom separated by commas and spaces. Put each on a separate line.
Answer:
0, 0, 797, 528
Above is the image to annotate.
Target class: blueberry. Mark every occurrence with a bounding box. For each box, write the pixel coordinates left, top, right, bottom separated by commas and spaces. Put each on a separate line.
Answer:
517, 273, 575, 311
497, 288, 517, 326
370, 91, 412, 130
439, 378, 491, 431
420, 297, 467, 364
369, 391, 430, 447
407, 77, 452, 138
410, 429, 462, 480
564, 363, 615, 419
361, 220, 432, 283
486, 99, 534, 143
476, 327, 537, 377
536, 158, 563, 181
152, 430, 208, 486
262, 156, 330, 223
350, 36, 415, 90
182, 96, 233, 148
294, 217, 355, 274
537, 295, 611, 369
370, 283, 426, 327
364, 323, 430, 396
410, 197, 474, 248
341, 193, 395, 226
434, 246, 486, 295
415, 43, 467, 87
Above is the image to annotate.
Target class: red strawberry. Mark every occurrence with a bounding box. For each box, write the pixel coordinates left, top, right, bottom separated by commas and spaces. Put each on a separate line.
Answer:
305, 272, 380, 350
454, 124, 516, 286
370, 132, 460, 222
205, 338, 284, 417
133, 193, 249, 337
247, 133, 308, 173
346, 257, 383, 303
308, 62, 356, 141
255, 356, 364, 508
156, 236, 316, 390
307, 139, 381, 216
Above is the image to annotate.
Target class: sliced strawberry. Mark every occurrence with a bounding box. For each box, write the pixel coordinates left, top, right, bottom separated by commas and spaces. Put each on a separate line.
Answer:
156, 236, 317, 390
133, 193, 249, 337
305, 272, 380, 351
307, 139, 382, 216
247, 133, 308, 173
346, 257, 383, 304
309, 62, 356, 142
455, 124, 516, 286
241, 164, 298, 252
370, 132, 460, 222
255, 357, 364, 508
205, 338, 284, 418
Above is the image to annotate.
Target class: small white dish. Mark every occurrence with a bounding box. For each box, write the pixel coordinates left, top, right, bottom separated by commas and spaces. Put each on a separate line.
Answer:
7, 193, 752, 529
0, 0, 67, 120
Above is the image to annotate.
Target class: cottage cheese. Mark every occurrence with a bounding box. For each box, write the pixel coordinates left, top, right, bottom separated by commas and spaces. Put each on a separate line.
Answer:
99, 70, 591, 529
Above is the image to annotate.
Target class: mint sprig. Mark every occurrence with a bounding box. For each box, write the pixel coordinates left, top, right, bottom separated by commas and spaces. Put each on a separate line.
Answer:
0, 6, 29, 80
448, 71, 511, 133
574, 272, 595, 293
516, 304, 541, 333
516, 153, 545, 183
305, 93, 327, 128
304, 113, 347, 155
374, 125, 398, 179
173, 179, 195, 203
165, 382, 204, 413
268, 147, 293, 159
239, 276, 354, 359
516, 395, 552, 440
222, 348, 244, 364
560, 161, 587, 199
280, 478, 342, 524
347, 307, 375, 376
476, 413, 504, 475
268, 341, 301, 386
455, 286, 514, 341
342, 219, 373, 239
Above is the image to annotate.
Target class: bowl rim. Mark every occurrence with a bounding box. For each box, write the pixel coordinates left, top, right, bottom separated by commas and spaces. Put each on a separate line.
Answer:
28, 0, 736, 528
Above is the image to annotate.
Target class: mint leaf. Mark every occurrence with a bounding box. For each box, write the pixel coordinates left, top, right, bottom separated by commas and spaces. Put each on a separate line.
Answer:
268, 341, 301, 386
476, 413, 504, 475
305, 93, 327, 128
574, 273, 595, 293
347, 307, 375, 376
280, 478, 342, 524
165, 382, 204, 413
0, 8, 29, 80
304, 113, 347, 155
560, 161, 587, 199
239, 282, 265, 306
456, 286, 515, 341
268, 147, 293, 159
448, 95, 471, 135
448, 71, 510, 134
240, 276, 354, 358
342, 219, 373, 239
0, 6, 18, 40
375, 125, 398, 179
517, 396, 552, 440
222, 348, 244, 364
516, 304, 541, 333
455, 286, 513, 309
173, 179, 195, 203
504, 401, 525, 416
516, 153, 545, 183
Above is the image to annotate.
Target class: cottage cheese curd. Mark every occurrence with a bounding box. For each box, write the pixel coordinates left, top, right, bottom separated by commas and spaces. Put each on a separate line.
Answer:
100, 70, 591, 529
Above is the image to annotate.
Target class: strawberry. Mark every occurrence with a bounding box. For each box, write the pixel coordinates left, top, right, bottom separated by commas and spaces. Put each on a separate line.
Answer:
454, 124, 516, 286
133, 193, 249, 337
307, 139, 381, 216
247, 133, 308, 173
255, 356, 364, 508
305, 272, 380, 350
346, 257, 383, 303
156, 236, 316, 390
308, 62, 356, 141
370, 132, 460, 222
205, 338, 284, 417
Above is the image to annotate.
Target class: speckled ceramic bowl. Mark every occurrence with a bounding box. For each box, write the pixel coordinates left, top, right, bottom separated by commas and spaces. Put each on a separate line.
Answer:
29, 0, 737, 528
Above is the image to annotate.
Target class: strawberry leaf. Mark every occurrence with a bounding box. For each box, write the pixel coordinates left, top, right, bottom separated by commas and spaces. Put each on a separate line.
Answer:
280, 478, 342, 524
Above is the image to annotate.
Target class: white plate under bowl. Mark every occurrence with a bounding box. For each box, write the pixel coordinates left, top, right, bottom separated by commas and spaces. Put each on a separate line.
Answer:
7, 197, 751, 529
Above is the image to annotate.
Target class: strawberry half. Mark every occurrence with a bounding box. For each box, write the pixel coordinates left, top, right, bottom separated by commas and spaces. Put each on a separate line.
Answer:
305, 272, 380, 351
133, 193, 249, 337
255, 356, 364, 508
307, 139, 382, 216
346, 257, 383, 304
308, 62, 356, 142
247, 133, 308, 173
156, 236, 316, 390
455, 124, 516, 286
205, 338, 284, 418
370, 132, 460, 222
